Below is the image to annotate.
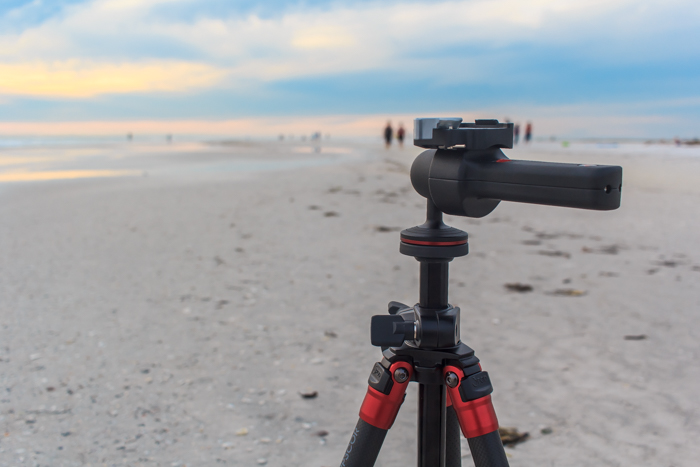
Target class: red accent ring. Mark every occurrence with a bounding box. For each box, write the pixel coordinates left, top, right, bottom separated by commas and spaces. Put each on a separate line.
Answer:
402, 239, 467, 246
495, 159, 511, 163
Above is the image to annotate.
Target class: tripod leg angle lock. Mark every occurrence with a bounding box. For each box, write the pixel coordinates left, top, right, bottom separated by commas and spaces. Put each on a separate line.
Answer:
340, 118, 622, 467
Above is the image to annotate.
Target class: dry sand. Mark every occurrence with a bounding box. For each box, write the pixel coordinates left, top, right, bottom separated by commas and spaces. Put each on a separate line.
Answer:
0, 139, 699, 467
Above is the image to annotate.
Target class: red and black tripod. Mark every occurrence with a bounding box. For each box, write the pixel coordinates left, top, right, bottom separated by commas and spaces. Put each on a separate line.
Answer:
340, 202, 509, 467
339, 118, 622, 467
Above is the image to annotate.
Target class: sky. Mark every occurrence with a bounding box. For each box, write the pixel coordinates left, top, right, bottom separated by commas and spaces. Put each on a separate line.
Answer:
0, 0, 699, 138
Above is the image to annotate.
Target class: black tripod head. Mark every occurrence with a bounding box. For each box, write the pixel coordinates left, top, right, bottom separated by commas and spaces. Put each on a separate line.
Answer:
371, 117, 623, 349
411, 117, 622, 218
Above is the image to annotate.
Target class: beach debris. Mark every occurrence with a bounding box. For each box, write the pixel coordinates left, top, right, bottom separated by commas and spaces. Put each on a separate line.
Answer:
582, 245, 620, 255
504, 283, 533, 293
299, 390, 318, 399
308, 205, 321, 210
257, 458, 268, 465
540, 427, 553, 435
214, 256, 226, 266
46, 386, 55, 392
538, 250, 571, 258
315, 430, 329, 437
324, 330, 338, 338
599, 271, 619, 277
327, 186, 343, 193
375, 225, 401, 232
535, 231, 582, 240
216, 299, 229, 309
548, 289, 587, 297
655, 260, 679, 267
499, 427, 530, 446
61, 431, 71, 437
324, 211, 339, 217
522, 240, 541, 246
235, 427, 249, 436
624, 334, 648, 341
647, 268, 659, 275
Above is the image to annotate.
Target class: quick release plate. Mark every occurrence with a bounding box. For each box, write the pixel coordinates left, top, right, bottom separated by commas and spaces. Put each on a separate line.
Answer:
413, 118, 514, 150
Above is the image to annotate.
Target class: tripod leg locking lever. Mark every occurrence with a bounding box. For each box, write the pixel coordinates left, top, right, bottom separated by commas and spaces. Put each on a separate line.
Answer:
340, 361, 413, 467
359, 361, 413, 429
444, 365, 511, 467
444, 365, 498, 438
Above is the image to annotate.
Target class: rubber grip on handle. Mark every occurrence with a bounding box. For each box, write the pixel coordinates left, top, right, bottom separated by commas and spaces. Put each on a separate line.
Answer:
340, 418, 388, 467
467, 430, 510, 467
464, 160, 622, 211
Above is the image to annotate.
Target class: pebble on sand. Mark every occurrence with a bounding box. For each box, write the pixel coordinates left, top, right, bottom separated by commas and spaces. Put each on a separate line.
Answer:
299, 390, 318, 399
504, 283, 533, 293
548, 289, 587, 297
624, 334, 648, 341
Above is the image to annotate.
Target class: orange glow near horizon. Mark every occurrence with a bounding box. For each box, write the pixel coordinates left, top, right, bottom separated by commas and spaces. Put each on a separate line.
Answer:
0, 61, 227, 98
0, 114, 427, 137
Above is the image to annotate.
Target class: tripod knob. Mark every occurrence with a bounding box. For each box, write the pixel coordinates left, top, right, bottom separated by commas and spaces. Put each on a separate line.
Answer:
371, 315, 415, 347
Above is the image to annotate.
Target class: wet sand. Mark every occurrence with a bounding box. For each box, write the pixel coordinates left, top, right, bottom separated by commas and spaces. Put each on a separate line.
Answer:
1, 139, 699, 466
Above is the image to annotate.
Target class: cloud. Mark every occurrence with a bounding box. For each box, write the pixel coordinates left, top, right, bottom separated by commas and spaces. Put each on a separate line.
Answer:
3, 0, 698, 84
0, 60, 227, 98
0, 0, 698, 133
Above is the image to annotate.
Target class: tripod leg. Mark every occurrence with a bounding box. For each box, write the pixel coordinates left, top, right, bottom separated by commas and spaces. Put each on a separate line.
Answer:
446, 394, 462, 467
443, 365, 509, 467
340, 361, 413, 467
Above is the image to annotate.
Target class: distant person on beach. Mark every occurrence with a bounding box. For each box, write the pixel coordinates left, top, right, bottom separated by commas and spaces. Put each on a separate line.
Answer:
525, 122, 532, 143
514, 124, 520, 144
384, 121, 393, 148
396, 123, 406, 147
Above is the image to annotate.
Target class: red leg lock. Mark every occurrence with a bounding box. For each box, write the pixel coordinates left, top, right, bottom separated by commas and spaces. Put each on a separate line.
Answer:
443, 365, 499, 438
359, 361, 413, 430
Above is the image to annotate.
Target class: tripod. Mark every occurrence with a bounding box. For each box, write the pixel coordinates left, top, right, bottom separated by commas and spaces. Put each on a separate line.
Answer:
339, 118, 622, 467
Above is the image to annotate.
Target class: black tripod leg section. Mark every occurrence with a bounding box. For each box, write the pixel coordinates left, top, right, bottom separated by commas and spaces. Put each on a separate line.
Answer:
446, 401, 462, 467
467, 431, 508, 467
341, 361, 413, 467
341, 418, 388, 467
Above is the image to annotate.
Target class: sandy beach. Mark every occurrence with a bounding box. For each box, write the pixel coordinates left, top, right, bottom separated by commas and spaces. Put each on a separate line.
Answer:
1, 138, 699, 467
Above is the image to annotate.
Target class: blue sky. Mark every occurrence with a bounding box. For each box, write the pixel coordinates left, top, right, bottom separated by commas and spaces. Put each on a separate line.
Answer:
0, 0, 699, 137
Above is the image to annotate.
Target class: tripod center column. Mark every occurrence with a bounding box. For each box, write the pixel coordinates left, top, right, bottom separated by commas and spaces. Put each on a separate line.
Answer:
419, 261, 449, 309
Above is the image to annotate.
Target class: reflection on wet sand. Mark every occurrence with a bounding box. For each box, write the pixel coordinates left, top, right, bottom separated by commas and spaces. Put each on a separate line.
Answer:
0, 169, 139, 182
0, 140, 366, 184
